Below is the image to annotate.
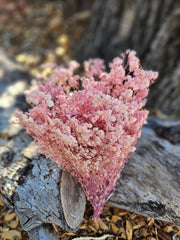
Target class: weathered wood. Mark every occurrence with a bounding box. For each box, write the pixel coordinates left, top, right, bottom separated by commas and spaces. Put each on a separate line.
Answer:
61, 171, 86, 229
13, 154, 86, 233
0, 135, 86, 239
73, 0, 180, 115
0, 134, 86, 238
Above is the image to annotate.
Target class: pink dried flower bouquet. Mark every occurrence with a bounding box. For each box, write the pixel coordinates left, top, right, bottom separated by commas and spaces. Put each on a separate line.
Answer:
16, 50, 158, 221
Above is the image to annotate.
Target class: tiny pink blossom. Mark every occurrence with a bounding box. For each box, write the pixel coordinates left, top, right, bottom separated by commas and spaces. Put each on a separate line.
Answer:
16, 51, 158, 221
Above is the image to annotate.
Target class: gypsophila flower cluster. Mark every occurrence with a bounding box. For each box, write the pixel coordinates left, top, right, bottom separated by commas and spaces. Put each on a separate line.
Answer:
16, 50, 158, 221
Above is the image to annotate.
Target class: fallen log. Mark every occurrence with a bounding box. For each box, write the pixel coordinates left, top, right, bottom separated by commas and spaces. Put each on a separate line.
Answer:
0, 49, 180, 239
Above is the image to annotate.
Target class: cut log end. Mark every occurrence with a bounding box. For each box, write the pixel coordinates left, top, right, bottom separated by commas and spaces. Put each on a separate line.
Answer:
60, 171, 86, 230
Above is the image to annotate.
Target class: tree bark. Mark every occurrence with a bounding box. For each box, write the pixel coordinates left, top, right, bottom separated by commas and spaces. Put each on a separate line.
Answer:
13, 154, 86, 233
72, 0, 180, 115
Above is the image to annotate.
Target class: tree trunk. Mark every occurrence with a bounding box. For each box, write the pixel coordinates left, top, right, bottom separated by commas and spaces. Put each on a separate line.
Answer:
72, 0, 180, 115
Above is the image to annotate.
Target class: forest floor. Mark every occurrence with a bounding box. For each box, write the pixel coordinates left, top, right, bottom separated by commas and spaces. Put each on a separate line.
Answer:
0, 1, 180, 240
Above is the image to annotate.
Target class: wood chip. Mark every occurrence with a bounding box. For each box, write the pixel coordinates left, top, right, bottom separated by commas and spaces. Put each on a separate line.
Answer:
60, 232, 76, 238
129, 213, 137, 220
126, 220, 133, 240
111, 224, 119, 235
148, 218, 155, 227
79, 223, 88, 230
155, 227, 159, 240
52, 223, 60, 233
88, 218, 99, 230
133, 221, 146, 229
163, 225, 174, 233
99, 220, 109, 231
111, 215, 120, 223
89, 225, 97, 232
118, 211, 128, 216
105, 216, 110, 222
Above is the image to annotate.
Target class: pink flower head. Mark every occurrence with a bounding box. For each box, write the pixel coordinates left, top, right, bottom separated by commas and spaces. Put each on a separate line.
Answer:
16, 50, 158, 221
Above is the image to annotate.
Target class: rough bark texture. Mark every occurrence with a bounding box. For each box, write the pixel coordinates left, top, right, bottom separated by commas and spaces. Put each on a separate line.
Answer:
73, 0, 180, 115
13, 155, 86, 233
